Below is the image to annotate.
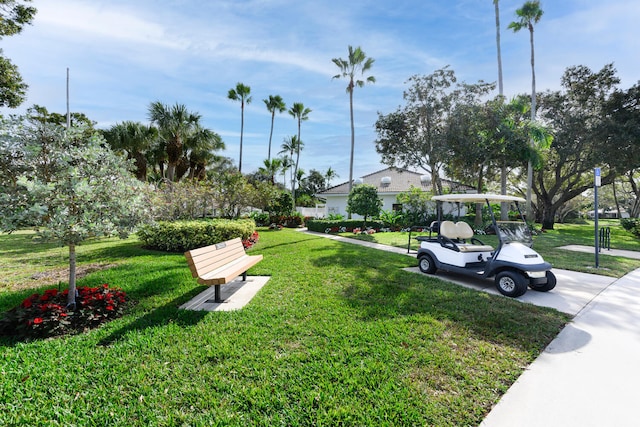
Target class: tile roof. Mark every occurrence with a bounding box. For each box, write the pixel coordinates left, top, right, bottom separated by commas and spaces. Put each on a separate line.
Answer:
318, 167, 473, 195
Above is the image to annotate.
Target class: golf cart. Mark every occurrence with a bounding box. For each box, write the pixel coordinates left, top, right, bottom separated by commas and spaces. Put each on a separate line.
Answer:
416, 193, 556, 298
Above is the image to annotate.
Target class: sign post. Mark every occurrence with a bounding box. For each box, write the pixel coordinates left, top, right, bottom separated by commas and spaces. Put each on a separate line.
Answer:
594, 168, 601, 268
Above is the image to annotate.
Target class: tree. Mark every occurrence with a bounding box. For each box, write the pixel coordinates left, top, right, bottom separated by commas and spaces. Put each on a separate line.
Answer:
148, 101, 202, 182
258, 157, 283, 185
0, 119, 150, 308
332, 45, 376, 195
375, 67, 487, 195
509, 0, 544, 219
228, 82, 252, 172
176, 125, 225, 181
103, 121, 158, 181
533, 64, 621, 229
396, 185, 434, 226
288, 102, 311, 208
263, 95, 286, 161
346, 184, 382, 227
0, 0, 36, 108
324, 166, 339, 189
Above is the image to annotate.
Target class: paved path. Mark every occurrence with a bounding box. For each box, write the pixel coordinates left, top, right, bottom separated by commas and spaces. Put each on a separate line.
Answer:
559, 244, 640, 260
305, 230, 640, 426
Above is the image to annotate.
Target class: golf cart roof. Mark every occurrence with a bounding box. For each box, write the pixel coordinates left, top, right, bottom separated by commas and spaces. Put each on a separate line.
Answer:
431, 193, 526, 203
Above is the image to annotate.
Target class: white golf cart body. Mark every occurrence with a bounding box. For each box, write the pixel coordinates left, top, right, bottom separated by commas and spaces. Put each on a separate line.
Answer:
416, 194, 555, 298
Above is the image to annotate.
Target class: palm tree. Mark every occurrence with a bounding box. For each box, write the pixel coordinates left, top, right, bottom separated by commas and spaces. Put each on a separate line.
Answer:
279, 155, 293, 189
259, 158, 283, 184
263, 95, 286, 161
324, 166, 338, 189
279, 135, 304, 192
182, 126, 225, 180
103, 121, 157, 182
332, 45, 375, 195
288, 103, 311, 208
228, 82, 252, 173
148, 102, 201, 182
509, 0, 544, 219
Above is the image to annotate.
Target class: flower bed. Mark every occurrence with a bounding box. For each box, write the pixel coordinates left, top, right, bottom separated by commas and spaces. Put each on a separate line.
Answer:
0, 284, 129, 341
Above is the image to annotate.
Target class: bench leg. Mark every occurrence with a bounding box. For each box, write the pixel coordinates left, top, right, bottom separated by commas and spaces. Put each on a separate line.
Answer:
214, 284, 222, 303
242, 271, 247, 281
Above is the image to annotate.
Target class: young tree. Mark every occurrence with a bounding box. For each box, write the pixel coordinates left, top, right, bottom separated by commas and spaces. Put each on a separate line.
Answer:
509, 0, 544, 219
0, 0, 37, 108
0, 119, 151, 308
332, 45, 376, 194
347, 184, 382, 227
263, 95, 286, 161
228, 82, 252, 172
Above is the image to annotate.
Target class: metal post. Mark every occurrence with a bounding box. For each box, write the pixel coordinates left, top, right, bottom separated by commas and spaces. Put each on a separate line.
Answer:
594, 167, 600, 268
595, 184, 599, 268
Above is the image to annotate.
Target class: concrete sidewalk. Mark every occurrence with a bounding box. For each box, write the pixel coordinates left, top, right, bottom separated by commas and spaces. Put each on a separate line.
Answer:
480, 268, 640, 427
305, 230, 640, 426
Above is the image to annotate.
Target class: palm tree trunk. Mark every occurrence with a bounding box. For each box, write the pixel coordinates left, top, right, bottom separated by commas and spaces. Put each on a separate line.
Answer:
495, 0, 509, 220
239, 102, 245, 173
348, 86, 355, 219
526, 26, 537, 220
268, 113, 275, 161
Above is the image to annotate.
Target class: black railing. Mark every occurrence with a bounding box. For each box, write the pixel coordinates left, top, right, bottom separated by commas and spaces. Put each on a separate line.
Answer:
599, 226, 611, 252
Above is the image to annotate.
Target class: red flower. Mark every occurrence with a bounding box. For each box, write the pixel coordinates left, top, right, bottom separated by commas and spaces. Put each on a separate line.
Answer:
105, 305, 114, 311
21, 299, 33, 309
33, 318, 43, 325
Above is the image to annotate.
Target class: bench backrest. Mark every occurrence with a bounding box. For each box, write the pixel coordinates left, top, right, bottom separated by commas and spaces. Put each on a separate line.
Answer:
184, 238, 247, 278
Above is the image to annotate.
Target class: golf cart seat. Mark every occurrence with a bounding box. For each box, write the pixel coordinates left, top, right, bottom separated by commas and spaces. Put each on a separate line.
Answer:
454, 222, 494, 252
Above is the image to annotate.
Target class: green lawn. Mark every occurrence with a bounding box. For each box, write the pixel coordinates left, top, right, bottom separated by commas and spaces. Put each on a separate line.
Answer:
344, 220, 640, 278
0, 228, 571, 426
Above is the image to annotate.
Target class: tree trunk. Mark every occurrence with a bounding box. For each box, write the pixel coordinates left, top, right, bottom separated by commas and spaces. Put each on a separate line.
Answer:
67, 243, 77, 309
541, 203, 556, 230
348, 85, 355, 219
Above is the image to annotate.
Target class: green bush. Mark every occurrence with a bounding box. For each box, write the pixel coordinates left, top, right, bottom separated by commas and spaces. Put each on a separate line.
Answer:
621, 218, 640, 238
307, 219, 385, 233
137, 219, 256, 252
269, 213, 305, 228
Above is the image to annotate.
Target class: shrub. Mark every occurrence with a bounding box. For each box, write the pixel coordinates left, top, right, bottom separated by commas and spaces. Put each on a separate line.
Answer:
137, 219, 256, 252
621, 218, 640, 238
269, 213, 305, 228
0, 284, 128, 341
306, 219, 385, 233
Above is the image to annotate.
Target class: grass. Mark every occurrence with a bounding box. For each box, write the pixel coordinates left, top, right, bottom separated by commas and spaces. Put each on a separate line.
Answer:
0, 228, 571, 426
344, 220, 640, 278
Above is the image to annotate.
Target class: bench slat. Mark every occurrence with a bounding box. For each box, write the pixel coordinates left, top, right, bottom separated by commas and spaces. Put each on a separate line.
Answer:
184, 237, 263, 289
198, 254, 263, 285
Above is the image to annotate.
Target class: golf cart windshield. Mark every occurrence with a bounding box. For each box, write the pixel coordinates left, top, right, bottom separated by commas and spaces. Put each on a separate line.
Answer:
495, 221, 533, 246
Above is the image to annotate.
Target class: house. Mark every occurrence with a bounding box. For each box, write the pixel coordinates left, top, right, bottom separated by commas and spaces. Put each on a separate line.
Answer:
316, 167, 474, 218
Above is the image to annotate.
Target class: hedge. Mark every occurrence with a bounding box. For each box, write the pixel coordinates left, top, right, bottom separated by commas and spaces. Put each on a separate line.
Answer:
621, 218, 640, 238
137, 219, 256, 252
306, 219, 385, 233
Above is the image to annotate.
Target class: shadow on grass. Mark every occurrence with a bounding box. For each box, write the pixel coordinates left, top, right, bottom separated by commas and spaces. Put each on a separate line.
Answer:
97, 288, 209, 346
311, 239, 569, 353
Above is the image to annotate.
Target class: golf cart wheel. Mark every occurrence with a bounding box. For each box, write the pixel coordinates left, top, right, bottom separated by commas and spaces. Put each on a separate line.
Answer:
495, 271, 528, 298
418, 254, 437, 274
530, 271, 557, 292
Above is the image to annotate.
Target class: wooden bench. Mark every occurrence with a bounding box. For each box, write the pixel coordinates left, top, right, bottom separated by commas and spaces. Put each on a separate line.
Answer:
184, 237, 263, 303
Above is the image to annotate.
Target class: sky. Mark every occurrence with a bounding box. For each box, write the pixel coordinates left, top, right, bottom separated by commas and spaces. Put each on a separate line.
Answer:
1, 0, 638, 186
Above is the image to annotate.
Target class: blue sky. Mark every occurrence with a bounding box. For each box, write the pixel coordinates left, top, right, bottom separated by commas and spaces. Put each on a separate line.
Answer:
2, 0, 638, 185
